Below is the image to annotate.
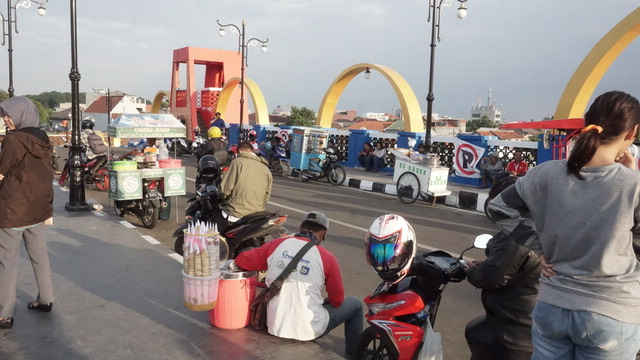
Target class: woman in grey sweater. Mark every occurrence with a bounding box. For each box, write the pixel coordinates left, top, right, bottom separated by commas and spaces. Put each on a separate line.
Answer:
488, 91, 640, 360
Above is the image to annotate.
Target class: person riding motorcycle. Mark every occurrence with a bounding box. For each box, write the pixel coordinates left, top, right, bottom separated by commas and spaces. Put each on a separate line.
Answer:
195, 126, 229, 165
464, 231, 541, 360
80, 118, 97, 161
214, 142, 272, 231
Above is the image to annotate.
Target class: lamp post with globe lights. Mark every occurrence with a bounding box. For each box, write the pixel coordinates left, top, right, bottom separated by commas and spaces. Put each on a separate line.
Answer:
424, 0, 468, 154
66, 0, 90, 211
1, 0, 48, 98
217, 19, 268, 143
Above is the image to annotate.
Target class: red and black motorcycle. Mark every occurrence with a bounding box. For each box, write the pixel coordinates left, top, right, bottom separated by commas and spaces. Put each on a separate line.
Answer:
58, 153, 110, 191
355, 235, 491, 360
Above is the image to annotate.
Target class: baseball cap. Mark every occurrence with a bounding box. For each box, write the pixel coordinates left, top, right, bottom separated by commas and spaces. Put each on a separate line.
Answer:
303, 211, 329, 230
489, 152, 498, 157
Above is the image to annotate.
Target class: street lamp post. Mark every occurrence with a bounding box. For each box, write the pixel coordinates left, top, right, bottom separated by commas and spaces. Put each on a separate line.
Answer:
1, 0, 48, 98
66, 0, 89, 211
425, 0, 468, 154
93, 87, 111, 159
217, 19, 268, 143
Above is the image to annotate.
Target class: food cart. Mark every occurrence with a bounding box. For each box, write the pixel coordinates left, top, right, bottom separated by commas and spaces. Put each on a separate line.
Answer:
107, 114, 187, 227
289, 127, 329, 171
390, 149, 451, 205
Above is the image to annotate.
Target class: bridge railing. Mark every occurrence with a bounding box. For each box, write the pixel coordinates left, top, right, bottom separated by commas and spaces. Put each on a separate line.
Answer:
231, 124, 546, 187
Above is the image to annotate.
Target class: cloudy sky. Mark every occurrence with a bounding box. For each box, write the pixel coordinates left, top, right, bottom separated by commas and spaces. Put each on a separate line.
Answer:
3, 0, 640, 122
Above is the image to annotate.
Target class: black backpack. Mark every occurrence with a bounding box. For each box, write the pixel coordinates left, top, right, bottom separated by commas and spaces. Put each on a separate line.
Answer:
87, 133, 108, 154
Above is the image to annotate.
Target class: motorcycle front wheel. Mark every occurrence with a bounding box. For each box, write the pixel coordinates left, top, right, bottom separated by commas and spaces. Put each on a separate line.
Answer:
355, 327, 399, 360
326, 164, 346, 186
140, 200, 158, 229
174, 235, 184, 256
94, 167, 109, 191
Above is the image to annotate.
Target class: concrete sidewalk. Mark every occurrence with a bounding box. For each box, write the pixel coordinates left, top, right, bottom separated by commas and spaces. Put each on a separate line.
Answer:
340, 167, 491, 214
0, 184, 347, 360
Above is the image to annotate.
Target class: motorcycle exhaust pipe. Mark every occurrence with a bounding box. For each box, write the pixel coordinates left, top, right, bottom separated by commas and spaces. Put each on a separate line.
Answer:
161, 201, 168, 208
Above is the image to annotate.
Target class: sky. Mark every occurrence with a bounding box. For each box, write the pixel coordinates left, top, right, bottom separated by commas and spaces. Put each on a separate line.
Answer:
2, 0, 640, 123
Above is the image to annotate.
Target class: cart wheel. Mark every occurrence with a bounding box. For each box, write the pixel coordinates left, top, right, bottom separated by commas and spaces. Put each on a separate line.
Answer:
396, 172, 420, 204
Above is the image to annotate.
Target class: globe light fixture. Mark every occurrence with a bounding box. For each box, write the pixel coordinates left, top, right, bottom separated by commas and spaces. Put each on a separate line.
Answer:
216, 19, 269, 143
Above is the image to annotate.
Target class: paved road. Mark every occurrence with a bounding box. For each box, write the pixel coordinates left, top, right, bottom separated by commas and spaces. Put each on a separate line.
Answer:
54, 147, 502, 359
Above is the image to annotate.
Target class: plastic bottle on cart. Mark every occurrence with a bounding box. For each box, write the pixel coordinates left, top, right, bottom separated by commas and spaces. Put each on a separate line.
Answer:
158, 141, 169, 160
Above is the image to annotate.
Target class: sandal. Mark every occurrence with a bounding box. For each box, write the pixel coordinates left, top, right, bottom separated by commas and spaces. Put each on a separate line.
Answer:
28, 302, 53, 313
0, 317, 14, 329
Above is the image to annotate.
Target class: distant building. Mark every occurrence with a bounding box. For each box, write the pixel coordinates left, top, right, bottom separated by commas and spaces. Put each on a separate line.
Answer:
83, 91, 147, 131
347, 120, 394, 131
473, 127, 526, 141
272, 105, 292, 116
470, 89, 502, 124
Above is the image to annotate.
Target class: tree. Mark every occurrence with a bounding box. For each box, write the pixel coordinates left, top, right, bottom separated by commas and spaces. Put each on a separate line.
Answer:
466, 116, 497, 132
32, 100, 51, 124
286, 106, 316, 127
0, 89, 8, 103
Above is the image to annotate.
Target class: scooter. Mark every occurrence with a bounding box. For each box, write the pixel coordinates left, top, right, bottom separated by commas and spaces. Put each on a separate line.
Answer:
262, 144, 291, 177
354, 234, 491, 360
172, 179, 288, 258
114, 178, 167, 229
168, 138, 193, 156
300, 147, 346, 186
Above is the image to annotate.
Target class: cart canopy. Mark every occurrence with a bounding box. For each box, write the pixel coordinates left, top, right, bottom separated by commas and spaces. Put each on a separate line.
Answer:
108, 114, 186, 138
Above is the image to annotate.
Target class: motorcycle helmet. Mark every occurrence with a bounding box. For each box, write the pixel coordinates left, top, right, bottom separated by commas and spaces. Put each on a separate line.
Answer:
198, 154, 221, 180
365, 214, 416, 284
279, 131, 289, 143
208, 126, 222, 139
248, 129, 257, 138
81, 117, 95, 130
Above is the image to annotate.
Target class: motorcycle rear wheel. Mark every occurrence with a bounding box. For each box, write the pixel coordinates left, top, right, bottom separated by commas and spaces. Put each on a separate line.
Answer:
327, 164, 346, 186
355, 327, 400, 360
94, 167, 109, 191
140, 201, 158, 229
272, 160, 285, 177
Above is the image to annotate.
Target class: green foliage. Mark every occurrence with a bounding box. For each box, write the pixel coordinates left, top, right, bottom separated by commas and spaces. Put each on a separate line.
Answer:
0, 89, 8, 103
24, 91, 85, 109
32, 100, 52, 124
286, 106, 317, 127
466, 116, 497, 132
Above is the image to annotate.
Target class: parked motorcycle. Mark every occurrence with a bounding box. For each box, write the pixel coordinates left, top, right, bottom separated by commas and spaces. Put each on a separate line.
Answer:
261, 144, 291, 177
300, 147, 346, 186
168, 137, 194, 156
172, 180, 288, 258
114, 178, 167, 229
58, 152, 110, 191
354, 234, 491, 360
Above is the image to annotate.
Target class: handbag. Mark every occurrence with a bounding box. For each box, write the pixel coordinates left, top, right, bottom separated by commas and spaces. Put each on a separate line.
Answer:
250, 239, 316, 330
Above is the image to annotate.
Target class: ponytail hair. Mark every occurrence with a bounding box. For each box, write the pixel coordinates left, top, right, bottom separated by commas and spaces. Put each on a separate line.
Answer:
567, 91, 640, 178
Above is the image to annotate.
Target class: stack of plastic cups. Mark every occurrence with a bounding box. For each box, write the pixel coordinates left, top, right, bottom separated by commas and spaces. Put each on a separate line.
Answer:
182, 222, 221, 311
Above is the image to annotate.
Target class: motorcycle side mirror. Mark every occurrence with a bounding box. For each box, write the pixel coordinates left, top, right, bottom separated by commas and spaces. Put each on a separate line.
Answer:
474, 234, 492, 249
458, 233, 493, 259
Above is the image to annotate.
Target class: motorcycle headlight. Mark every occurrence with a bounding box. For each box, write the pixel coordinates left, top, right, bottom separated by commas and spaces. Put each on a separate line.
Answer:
367, 300, 406, 314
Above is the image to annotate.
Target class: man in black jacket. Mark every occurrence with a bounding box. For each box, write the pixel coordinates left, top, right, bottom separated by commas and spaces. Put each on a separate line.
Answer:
464, 231, 541, 360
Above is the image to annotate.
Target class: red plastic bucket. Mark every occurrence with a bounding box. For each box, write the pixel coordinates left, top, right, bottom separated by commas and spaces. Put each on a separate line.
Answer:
210, 270, 257, 329
158, 158, 182, 168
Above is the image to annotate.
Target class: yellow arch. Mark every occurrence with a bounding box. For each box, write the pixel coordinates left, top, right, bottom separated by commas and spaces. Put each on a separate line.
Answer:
554, 7, 640, 119
317, 63, 423, 131
150, 90, 169, 114
216, 77, 270, 125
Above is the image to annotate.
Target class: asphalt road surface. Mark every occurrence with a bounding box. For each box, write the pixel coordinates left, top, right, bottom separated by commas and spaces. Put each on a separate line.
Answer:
55, 148, 502, 359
